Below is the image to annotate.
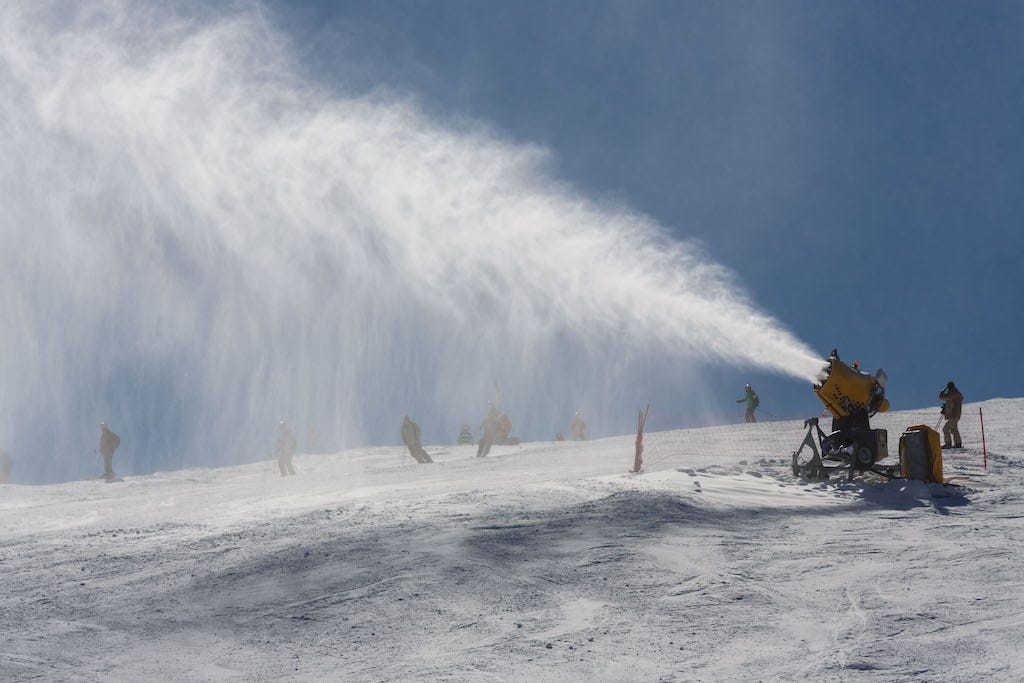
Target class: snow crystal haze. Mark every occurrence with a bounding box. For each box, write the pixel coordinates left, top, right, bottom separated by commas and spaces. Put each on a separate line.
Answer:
0, 1, 822, 483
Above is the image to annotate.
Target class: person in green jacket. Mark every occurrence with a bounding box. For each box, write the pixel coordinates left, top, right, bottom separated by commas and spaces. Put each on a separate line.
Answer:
737, 384, 759, 423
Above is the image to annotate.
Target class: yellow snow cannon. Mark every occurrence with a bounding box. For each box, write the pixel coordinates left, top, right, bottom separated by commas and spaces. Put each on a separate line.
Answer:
792, 355, 895, 480
814, 357, 890, 421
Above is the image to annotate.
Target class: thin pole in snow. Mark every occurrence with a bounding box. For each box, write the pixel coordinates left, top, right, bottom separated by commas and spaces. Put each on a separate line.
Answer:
979, 406, 987, 473
631, 404, 649, 474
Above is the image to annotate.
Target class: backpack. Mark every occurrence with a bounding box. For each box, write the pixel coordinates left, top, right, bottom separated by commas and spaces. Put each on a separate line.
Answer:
753, 395, 760, 408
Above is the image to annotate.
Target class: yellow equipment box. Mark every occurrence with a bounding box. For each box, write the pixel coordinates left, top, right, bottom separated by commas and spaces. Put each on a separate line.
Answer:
899, 425, 944, 483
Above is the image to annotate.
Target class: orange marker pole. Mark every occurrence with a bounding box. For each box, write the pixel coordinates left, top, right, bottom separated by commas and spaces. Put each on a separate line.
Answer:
632, 404, 650, 473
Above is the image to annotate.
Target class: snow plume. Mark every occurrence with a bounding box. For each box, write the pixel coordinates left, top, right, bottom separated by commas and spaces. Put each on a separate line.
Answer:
0, 1, 822, 482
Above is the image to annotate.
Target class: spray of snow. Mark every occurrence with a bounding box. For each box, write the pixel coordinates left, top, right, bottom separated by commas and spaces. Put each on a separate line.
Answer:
0, 1, 823, 482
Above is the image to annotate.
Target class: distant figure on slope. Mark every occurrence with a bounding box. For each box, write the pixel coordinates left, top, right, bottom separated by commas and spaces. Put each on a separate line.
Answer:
457, 424, 474, 445
496, 413, 511, 441
555, 432, 566, 441
570, 411, 587, 440
0, 449, 12, 484
494, 413, 521, 446
477, 403, 502, 457
276, 421, 298, 476
98, 421, 120, 481
737, 384, 759, 423
939, 381, 964, 449
308, 424, 319, 452
401, 416, 432, 463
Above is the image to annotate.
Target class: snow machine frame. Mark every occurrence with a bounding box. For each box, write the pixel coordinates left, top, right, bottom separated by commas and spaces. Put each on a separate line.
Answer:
792, 357, 897, 481
791, 417, 897, 480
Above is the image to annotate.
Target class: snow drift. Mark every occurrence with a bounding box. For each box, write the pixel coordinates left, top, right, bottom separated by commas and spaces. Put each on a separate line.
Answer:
0, 400, 1017, 681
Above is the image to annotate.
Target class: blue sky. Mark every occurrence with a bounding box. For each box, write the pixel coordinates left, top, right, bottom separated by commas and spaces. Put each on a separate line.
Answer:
263, 0, 1023, 419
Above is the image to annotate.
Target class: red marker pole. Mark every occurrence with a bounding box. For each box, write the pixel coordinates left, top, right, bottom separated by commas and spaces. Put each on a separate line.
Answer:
979, 407, 987, 473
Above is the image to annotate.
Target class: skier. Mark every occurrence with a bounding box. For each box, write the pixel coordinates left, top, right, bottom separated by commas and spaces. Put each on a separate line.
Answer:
98, 421, 121, 481
400, 416, 432, 463
570, 412, 587, 440
477, 403, 502, 457
276, 421, 297, 476
0, 449, 12, 484
737, 384, 759, 423
939, 381, 964, 449
457, 424, 474, 445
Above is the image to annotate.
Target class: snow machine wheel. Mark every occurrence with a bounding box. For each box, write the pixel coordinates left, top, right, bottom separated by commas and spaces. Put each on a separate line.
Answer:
854, 446, 874, 470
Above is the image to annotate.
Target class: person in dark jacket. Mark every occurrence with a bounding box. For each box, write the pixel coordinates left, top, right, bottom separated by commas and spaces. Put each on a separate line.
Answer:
736, 385, 759, 423
939, 381, 964, 449
400, 416, 432, 463
99, 421, 120, 481
477, 403, 502, 458
457, 424, 474, 445
276, 421, 297, 475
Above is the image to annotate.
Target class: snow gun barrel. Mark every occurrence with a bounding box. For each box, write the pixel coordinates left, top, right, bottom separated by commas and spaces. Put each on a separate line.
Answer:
812, 357, 890, 420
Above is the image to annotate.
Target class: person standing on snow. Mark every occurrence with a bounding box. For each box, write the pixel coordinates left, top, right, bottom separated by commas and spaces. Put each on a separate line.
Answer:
570, 412, 587, 440
737, 384, 759, 423
276, 421, 298, 476
0, 449, 12, 484
457, 424, 474, 445
477, 403, 502, 458
496, 413, 513, 443
98, 421, 121, 481
400, 416, 432, 463
939, 381, 964, 449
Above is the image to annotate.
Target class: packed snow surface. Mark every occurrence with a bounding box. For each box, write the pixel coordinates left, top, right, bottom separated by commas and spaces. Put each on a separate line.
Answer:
2, 400, 1022, 681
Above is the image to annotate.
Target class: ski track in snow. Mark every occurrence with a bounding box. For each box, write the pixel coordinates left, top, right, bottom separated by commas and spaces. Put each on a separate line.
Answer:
1, 400, 1023, 682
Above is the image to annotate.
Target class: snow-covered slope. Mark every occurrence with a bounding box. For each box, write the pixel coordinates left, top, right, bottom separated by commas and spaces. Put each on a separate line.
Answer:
2, 400, 1023, 681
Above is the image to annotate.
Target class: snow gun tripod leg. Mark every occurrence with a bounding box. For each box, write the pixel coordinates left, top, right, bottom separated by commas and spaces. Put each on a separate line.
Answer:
792, 418, 828, 480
